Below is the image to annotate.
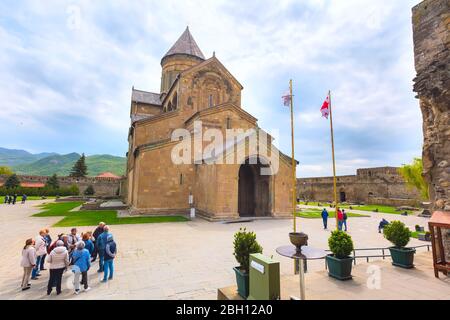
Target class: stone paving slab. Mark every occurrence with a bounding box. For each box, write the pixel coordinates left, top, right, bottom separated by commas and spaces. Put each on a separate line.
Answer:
0, 200, 442, 300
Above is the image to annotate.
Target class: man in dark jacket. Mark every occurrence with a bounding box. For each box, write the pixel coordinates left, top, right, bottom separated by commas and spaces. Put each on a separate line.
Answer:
91, 222, 105, 262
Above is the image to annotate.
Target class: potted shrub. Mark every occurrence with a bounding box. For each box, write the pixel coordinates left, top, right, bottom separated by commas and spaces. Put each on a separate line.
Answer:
383, 221, 415, 268
232, 228, 263, 299
326, 230, 354, 280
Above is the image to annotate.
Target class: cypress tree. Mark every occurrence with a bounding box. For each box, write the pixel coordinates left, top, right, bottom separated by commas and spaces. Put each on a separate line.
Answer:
70, 153, 88, 178
46, 174, 60, 189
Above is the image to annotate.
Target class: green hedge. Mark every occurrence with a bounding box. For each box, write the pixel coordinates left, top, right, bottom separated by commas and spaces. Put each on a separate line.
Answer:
0, 185, 79, 197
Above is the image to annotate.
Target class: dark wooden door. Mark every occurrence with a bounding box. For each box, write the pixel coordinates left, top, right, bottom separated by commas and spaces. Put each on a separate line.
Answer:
238, 165, 255, 217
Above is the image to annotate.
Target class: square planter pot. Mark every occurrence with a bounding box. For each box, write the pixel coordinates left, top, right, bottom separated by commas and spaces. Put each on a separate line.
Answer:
326, 255, 353, 280
233, 267, 249, 299
389, 247, 415, 269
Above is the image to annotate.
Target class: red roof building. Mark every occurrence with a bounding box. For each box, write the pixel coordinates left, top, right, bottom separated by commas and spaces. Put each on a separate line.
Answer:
96, 172, 121, 179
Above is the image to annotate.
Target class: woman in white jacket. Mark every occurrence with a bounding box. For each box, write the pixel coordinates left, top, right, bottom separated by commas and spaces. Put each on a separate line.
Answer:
31, 229, 47, 280
20, 239, 36, 291
46, 240, 69, 295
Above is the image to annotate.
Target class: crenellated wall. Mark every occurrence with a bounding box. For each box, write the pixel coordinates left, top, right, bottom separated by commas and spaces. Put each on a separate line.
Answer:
0, 175, 122, 197
297, 167, 422, 206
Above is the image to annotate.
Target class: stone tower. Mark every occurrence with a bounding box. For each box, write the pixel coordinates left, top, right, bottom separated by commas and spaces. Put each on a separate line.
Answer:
160, 27, 205, 95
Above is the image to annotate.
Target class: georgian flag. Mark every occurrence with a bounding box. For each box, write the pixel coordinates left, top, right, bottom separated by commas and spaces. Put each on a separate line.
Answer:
282, 90, 291, 107
321, 94, 330, 119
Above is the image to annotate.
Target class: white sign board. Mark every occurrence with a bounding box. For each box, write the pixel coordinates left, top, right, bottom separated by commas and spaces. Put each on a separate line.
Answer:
250, 261, 265, 274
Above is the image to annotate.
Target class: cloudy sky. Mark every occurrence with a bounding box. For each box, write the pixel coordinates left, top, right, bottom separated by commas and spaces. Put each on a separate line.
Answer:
0, 0, 422, 177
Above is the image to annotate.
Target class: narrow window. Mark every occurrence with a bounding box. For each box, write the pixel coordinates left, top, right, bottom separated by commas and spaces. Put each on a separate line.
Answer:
180, 173, 183, 185
226, 117, 231, 129
208, 94, 213, 108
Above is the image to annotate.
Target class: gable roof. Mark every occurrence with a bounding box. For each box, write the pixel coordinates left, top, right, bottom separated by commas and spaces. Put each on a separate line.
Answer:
162, 27, 205, 62
131, 88, 162, 106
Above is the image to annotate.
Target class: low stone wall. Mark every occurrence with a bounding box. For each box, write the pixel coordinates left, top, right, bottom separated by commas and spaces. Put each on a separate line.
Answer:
0, 174, 122, 197
368, 197, 420, 208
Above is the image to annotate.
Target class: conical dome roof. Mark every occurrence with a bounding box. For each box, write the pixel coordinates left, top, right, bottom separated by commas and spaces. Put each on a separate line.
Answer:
162, 27, 205, 62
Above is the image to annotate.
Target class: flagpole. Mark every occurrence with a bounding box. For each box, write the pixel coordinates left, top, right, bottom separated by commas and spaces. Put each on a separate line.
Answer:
290, 79, 297, 233
328, 90, 339, 230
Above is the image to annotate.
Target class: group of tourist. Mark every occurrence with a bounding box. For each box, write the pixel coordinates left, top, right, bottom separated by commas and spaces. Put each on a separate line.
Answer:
321, 208, 348, 231
4, 194, 27, 205
20, 222, 117, 295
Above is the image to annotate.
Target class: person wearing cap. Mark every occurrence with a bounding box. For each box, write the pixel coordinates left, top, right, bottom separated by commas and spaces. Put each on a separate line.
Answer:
46, 240, 69, 295
71, 241, 91, 294
96, 225, 110, 273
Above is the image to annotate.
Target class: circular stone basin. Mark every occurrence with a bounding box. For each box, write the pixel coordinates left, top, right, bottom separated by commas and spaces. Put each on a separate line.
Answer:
289, 232, 308, 250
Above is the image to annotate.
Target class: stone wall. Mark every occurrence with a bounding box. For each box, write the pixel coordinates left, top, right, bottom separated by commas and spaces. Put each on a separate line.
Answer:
297, 167, 422, 206
412, 0, 450, 259
0, 175, 121, 197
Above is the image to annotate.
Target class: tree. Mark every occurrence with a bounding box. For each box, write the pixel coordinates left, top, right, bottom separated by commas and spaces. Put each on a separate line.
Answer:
0, 166, 13, 175
70, 153, 88, 178
84, 185, 95, 196
398, 158, 429, 200
46, 174, 59, 189
5, 174, 20, 189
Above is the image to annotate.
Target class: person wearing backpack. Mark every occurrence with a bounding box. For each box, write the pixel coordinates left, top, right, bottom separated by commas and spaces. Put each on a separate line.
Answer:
337, 209, 344, 231
101, 234, 117, 283
71, 241, 91, 294
342, 209, 348, 232
96, 225, 110, 273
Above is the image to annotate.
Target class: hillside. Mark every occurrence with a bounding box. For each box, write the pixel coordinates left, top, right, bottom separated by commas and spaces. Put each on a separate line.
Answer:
0, 148, 126, 177
0, 147, 56, 166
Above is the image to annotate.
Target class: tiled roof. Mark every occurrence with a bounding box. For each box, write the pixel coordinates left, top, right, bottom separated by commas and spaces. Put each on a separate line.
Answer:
131, 89, 161, 106
20, 182, 45, 188
163, 27, 205, 61
96, 172, 121, 179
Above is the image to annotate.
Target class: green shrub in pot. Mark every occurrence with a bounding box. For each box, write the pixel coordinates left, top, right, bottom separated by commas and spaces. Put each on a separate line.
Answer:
326, 230, 354, 280
232, 228, 263, 298
383, 221, 415, 268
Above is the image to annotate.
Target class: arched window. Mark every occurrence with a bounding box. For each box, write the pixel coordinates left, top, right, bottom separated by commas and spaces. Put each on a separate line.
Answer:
168, 102, 172, 112
208, 94, 214, 108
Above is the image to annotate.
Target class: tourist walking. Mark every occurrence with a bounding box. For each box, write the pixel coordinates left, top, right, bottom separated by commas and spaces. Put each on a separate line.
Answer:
46, 240, 69, 295
68, 228, 80, 257
378, 219, 389, 233
342, 209, 348, 231
21, 194, 27, 204
91, 222, 105, 262
4, 195, 8, 204
31, 230, 47, 280
321, 208, 329, 229
337, 209, 344, 231
96, 225, 110, 272
20, 239, 36, 291
40, 229, 52, 271
102, 234, 117, 283
12, 194, 17, 205
82, 232, 94, 256
8, 195, 12, 204
71, 241, 91, 294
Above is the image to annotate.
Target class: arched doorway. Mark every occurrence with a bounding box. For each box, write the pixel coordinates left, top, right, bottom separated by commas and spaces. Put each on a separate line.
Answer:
238, 158, 271, 217
340, 190, 346, 203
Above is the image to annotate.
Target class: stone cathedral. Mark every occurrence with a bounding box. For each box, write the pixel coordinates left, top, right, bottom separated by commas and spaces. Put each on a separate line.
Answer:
124, 27, 295, 220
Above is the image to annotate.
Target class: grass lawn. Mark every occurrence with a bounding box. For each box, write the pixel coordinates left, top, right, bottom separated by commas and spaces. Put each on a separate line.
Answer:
296, 209, 369, 219
299, 202, 416, 215
33, 202, 84, 217
32, 201, 188, 226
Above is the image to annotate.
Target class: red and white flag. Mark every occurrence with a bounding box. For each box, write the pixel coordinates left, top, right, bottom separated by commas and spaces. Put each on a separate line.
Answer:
320, 94, 330, 119
282, 90, 291, 107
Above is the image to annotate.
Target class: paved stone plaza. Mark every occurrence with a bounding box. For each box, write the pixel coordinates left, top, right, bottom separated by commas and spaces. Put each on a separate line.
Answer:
0, 200, 444, 300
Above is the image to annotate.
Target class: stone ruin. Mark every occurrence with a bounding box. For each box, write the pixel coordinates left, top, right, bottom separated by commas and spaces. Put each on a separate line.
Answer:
412, 0, 449, 256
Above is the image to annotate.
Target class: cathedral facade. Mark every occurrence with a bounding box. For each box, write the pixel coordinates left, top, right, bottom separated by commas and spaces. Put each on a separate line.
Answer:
124, 28, 296, 220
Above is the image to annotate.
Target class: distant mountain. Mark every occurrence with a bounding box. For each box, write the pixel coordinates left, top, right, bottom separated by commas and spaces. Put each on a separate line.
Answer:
0, 148, 126, 177
0, 147, 56, 166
